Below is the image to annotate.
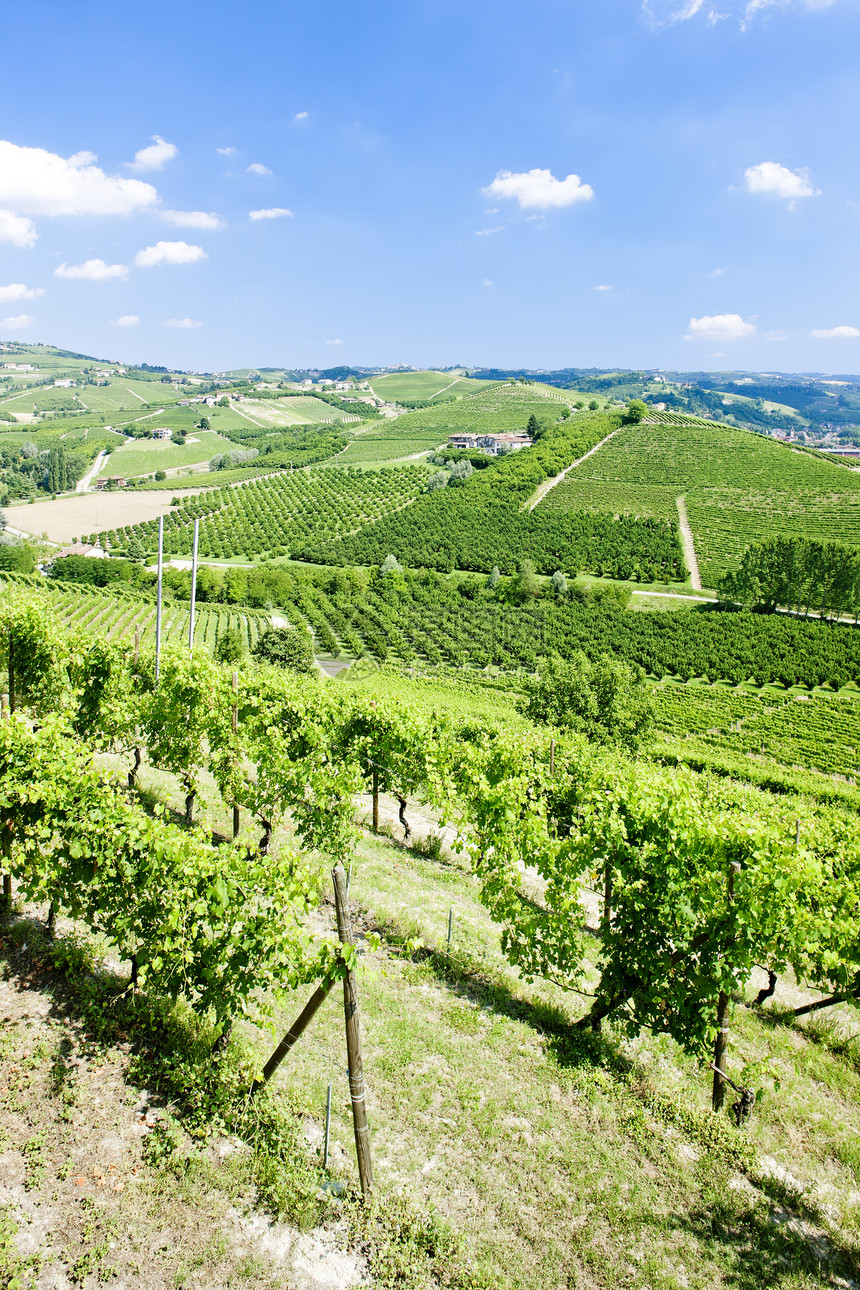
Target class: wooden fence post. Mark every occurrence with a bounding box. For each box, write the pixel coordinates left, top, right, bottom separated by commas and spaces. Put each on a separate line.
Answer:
251, 976, 337, 1091
712, 861, 741, 1112
231, 671, 240, 839
332, 863, 373, 1197
372, 766, 379, 833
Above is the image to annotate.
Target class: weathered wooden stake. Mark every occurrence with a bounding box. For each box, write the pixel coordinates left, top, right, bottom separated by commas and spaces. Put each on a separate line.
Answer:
1, 824, 12, 915
332, 864, 373, 1197
231, 671, 240, 839
7, 633, 15, 715
323, 1083, 332, 1170
252, 976, 337, 1091
133, 629, 140, 669
712, 861, 741, 1113
372, 766, 379, 833
447, 907, 453, 949
795, 818, 801, 848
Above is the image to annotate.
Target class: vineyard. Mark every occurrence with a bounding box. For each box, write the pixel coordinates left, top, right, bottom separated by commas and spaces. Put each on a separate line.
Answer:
553, 417, 860, 584
92, 466, 430, 560
3, 592, 860, 1287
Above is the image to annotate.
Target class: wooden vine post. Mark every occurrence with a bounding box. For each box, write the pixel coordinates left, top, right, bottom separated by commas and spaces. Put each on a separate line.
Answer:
712, 861, 741, 1112
7, 631, 14, 715
332, 863, 373, 1197
1, 695, 9, 911
372, 766, 379, 833
231, 671, 240, 839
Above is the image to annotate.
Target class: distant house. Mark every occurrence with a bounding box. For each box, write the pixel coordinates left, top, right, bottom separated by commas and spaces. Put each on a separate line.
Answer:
94, 476, 128, 490
449, 433, 479, 449
153, 427, 173, 440
449, 431, 532, 455
54, 542, 108, 560
53, 378, 76, 389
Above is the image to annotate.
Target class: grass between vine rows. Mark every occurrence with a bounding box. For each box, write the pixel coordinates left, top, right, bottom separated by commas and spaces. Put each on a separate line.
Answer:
4, 740, 860, 1288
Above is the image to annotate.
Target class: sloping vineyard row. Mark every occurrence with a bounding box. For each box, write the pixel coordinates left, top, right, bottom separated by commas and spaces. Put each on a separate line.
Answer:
90, 466, 429, 560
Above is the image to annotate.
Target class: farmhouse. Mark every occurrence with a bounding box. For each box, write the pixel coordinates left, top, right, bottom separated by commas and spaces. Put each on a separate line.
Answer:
153, 427, 173, 440
53, 542, 107, 560
93, 476, 128, 490
53, 378, 77, 389
447, 431, 533, 455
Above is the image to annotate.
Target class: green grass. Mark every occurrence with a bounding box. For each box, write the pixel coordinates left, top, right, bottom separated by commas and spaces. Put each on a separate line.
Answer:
368, 371, 487, 402
97, 430, 235, 478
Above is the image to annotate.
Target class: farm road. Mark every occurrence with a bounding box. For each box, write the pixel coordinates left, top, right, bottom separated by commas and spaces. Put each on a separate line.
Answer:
675, 496, 702, 590
523, 428, 620, 512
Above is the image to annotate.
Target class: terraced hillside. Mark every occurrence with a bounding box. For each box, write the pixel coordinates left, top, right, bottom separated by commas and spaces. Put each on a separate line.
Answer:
541, 414, 860, 583
336, 380, 572, 465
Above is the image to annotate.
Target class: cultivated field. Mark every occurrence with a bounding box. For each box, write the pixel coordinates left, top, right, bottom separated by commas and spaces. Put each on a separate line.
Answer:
368, 370, 486, 401
6, 489, 206, 545
96, 430, 234, 479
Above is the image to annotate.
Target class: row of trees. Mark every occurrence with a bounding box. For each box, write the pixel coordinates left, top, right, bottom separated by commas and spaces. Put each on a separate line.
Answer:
2, 591, 858, 1099
720, 536, 860, 622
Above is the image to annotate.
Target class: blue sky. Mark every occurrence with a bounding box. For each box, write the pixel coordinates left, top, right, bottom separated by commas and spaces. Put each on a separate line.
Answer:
0, 0, 857, 373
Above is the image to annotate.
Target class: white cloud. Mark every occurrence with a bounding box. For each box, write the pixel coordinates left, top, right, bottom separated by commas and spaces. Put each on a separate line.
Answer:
246, 163, 272, 176
159, 209, 225, 230
710, 267, 726, 278
685, 313, 757, 341
476, 226, 504, 236
326, 339, 343, 346
594, 283, 614, 291
165, 317, 202, 329
294, 111, 309, 121
743, 161, 818, 203
765, 329, 788, 341
482, 278, 494, 287
644, 0, 841, 25
709, 352, 727, 358
55, 258, 128, 282
483, 167, 594, 209
810, 325, 860, 339
0, 210, 38, 248
216, 146, 236, 156
112, 314, 140, 327
134, 241, 207, 268
127, 135, 178, 173
249, 207, 293, 221
0, 140, 158, 217
0, 314, 35, 330
0, 283, 44, 302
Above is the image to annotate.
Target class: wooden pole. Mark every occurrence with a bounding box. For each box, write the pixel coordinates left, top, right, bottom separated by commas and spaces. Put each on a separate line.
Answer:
252, 976, 336, 1091
231, 670, 240, 839
712, 861, 741, 1112
1, 825, 11, 915
7, 632, 14, 715
133, 629, 140, 670
155, 516, 164, 684
332, 864, 373, 1197
372, 766, 379, 833
188, 518, 199, 652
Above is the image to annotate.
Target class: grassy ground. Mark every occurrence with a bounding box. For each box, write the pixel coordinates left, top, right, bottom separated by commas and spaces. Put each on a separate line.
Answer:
97, 430, 235, 478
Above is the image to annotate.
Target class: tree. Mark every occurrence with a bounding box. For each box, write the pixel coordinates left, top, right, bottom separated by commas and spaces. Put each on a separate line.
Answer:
154, 470, 167, 482
625, 399, 648, 423
513, 558, 540, 603
126, 535, 146, 563
588, 399, 600, 411
550, 569, 568, 597
197, 416, 211, 431
520, 651, 653, 750
380, 554, 403, 576
252, 625, 314, 673
215, 626, 246, 665
487, 566, 501, 590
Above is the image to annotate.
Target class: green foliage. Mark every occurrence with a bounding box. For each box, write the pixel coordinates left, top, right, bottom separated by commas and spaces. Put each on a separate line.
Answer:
625, 399, 648, 423
214, 625, 245, 664
520, 651, 654, 749
719, 534, 860, 620
252, 625, 314, 673
0, 544, 35, 574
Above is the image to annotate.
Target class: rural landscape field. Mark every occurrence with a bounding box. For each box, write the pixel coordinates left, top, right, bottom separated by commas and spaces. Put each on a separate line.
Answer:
1, 0, 859, 1284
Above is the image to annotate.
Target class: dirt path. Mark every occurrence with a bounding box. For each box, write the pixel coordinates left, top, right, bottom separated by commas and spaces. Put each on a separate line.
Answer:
76, 449, 108, 492
675, 495, 702, 590
523, 428, 619, 513
123, 385, 148, 403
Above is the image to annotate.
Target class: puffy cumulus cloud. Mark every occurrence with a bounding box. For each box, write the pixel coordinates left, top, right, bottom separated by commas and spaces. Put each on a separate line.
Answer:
1, 314, 35, 330
594, 283, 614, 291
483, 168, 594, 209
326, 338, 343, 346
743, 161, 818, 203
0, 210, 37, 248
112, 314, 140, 327
127, 135, 178, 173
685, 313, 757, 341
55, 258, 128, 281
134, 241, 207, 268
159, 210, 225, 230
246, 162, 272, 176
810, 325, 860, 338
0, 141, 158, 217
249, 207, 293, 220
216, 146, 236, 156
294, 111, 309, 121
0, 283, 44, 302
165, 317, 202, 329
